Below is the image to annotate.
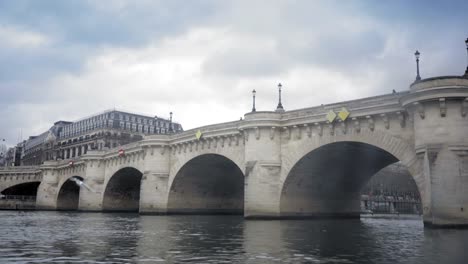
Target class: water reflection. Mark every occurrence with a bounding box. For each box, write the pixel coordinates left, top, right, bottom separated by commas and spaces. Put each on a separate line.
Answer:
421, 228, 468, 263
137, 215, 245, 262
1, 211, 468, 263
242, 220, 285, 262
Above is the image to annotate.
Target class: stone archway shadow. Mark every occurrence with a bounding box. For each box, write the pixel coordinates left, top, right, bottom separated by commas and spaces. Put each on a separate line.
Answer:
102, 167, 143, 212
279, 141, 423, 219
167, 154, 245, 215
57, 176, 83, 211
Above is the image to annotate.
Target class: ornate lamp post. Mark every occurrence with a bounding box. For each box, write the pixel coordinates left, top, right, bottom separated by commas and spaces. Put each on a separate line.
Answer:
464, 38, 468, 76
252, 89, 256, 112
276, 83, 284, 112
415, 50, 421, 82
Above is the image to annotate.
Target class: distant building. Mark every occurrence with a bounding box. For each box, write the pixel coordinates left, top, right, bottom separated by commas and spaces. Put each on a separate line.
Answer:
21, 121, 70, 166
19, 109, 182, 166
0, 141, 7, 167
3, 146, 20, 167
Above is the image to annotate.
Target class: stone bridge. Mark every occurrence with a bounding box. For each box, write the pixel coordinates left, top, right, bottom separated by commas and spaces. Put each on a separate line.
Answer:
0, 166, 42, 196
1, 75, 468, 227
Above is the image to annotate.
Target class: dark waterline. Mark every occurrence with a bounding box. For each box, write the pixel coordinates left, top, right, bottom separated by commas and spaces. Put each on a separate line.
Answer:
1, 211, 467, 263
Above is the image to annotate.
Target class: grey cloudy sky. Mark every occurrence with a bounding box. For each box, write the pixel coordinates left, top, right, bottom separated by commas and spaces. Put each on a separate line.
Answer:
0, 0, 467, 146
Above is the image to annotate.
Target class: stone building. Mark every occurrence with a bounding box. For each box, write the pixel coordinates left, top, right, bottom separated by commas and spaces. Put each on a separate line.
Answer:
0, 141, 7, 166
4, 146, 22, 167
21, 121, 70, 166
20, 109, 182, 165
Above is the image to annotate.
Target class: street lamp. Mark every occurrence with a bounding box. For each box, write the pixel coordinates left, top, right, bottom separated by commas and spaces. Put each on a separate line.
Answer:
464, 38, 468, 76
252, 89, 256, 112
276, 83, 284, 112
414, 50, 421, 82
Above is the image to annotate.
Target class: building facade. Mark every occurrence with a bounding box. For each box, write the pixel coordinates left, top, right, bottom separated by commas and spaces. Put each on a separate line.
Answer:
19, 110, 182, 166
0, 141, 7, 167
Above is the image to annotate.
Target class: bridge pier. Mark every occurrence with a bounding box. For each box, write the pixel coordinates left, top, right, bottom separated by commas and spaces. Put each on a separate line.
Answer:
402, 77, 468, 227
77, 182, 104, 211
36, 163, 60, 210
244, 160, 282, 218
77, 153, 104, 211
139, 142, 171, 214
139, 171, 170, 214
420, 145, 468, 227
242, 113, 283, 219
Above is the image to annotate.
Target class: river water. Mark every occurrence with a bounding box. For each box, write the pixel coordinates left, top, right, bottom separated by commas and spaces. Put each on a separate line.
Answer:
0, 211, 467, 263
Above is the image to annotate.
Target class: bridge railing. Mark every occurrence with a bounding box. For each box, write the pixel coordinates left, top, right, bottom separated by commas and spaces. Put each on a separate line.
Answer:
101, 141, 143, 156
169, 120, 243, 142
282, 91, 409, 120
0, 166, 41, 171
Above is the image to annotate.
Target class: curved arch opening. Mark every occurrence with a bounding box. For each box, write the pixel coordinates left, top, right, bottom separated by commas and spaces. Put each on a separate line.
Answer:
1, 182, 40, 197
280, 141, 422, 218
57, 176, 83, 211
168, 154, 244, 215
103, 167, 142, 212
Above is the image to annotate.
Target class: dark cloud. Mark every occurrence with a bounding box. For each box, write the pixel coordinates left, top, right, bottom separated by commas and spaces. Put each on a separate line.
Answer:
0, 1, 218, 46
0, 1, 467, 147
0, 0, 219, 84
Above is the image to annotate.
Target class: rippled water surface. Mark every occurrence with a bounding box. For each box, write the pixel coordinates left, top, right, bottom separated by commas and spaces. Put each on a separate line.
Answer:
1, 211, 468, 263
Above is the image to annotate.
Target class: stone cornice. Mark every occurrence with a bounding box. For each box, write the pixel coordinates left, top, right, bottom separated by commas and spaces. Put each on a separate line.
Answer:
400, 87, 468, 107
409, 76, 468, 91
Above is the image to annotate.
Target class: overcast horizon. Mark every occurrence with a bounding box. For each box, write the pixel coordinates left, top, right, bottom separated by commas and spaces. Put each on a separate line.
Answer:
1, 0, 467, 147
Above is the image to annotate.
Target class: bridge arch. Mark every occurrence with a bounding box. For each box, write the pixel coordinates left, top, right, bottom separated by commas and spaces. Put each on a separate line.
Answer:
168, 153, 245, 214
103, 167, 143, 212
1, 181, 41, 196
279, 131, 424, 218
57, 176, 83, 210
